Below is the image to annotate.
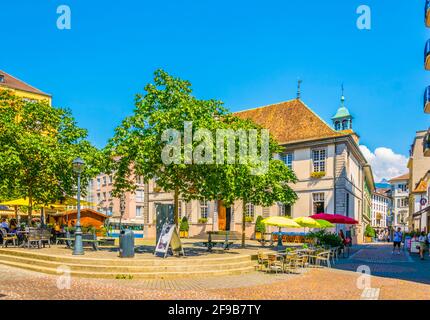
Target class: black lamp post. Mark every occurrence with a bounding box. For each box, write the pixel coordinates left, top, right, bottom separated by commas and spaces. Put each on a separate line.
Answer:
72, 157, 85, 255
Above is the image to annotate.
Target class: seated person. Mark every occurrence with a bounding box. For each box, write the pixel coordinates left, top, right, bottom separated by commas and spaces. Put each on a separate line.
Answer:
0, 218, 9, 232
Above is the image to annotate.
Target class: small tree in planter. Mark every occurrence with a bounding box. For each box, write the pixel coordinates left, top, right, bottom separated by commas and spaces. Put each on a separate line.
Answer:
364, 225, 376, 242
179, 216, 189, 238
254, 215, 266, 240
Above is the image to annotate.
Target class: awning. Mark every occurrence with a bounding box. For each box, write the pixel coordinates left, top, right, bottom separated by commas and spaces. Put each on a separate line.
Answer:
412, 206, 430, 218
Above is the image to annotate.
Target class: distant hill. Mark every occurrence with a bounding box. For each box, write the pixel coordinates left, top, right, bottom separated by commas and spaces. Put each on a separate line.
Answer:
375, 178, 391, 189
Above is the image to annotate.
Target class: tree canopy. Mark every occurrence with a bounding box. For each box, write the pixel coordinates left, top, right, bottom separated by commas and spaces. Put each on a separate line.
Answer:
106, 69, 298, 244
0, 90, 102, 216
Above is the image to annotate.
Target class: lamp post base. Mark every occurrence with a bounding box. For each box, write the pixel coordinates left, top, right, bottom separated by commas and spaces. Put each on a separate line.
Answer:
73, 228, 84, 255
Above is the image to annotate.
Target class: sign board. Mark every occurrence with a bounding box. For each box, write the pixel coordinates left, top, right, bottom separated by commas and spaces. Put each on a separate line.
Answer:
154, 223, 185, 258
155, 203, 174, 244
420, 197, 428, 207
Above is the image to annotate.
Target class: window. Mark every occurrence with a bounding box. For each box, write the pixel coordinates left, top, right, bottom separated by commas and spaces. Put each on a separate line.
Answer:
399, 184, 408, 192
312, 149, 326, 172
278, 203, 291, 216
108, 192, 112, 199
136, 176, 144, 185
97, 193, 101, 203
245, 203, 255, 219
342, 119, 348, 130
107, 207, 113, 216
346, 193, 350, 217
97, 178, 101, 189
102, 192, 107, 201
102, 176, 107, 186
334, 121, 340, 131
136, 206, 143, 217
109, 176, 113, 184
312, 193, 325, 214
200, 200, 208, 219
281, 153, 293, 170
136, 190, 144, 202
0, 75, 4, 83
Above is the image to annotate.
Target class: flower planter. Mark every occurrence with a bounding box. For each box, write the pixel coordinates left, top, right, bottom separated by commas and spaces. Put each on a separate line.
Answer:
179, 230, 189, 238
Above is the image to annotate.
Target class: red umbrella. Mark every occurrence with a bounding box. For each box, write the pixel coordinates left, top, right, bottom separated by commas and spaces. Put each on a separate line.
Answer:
310, 213, 358, 225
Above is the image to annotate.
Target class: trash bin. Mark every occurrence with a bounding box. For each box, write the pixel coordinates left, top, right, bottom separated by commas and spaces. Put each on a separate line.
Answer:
119, 229, 135, 258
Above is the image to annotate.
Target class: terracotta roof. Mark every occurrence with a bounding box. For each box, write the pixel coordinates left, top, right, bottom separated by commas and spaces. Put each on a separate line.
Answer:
234, 99, 346, 144
61, 208, 109, 218
0, 70, 50, 97
388, 173, 409, 182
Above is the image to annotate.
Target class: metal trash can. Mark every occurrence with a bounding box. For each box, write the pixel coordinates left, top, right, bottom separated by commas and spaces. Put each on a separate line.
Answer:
119, 229, 135, 258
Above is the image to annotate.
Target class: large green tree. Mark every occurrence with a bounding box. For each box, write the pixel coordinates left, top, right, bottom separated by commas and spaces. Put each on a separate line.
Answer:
0, 90, 102, 218
106, 69, 227, 226
185, 115, 298, 247
107, 69, 298, 246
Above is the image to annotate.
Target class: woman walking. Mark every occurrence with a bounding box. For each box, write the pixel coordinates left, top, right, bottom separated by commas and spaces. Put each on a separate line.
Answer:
418, 231, 428, 260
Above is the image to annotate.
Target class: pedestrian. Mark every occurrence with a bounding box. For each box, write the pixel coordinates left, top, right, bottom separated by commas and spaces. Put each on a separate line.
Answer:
418, 231, 428, 260
428, 231, 430, 258
392, 227, 403, 255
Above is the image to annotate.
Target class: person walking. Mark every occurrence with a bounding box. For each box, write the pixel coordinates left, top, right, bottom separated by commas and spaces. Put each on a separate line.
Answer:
418, 231, 428, 260
428, 231, 430, 258
392, 227, 403, 255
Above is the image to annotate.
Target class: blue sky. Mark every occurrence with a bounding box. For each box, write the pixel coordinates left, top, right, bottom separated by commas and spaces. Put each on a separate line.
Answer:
0, 0, 427, 180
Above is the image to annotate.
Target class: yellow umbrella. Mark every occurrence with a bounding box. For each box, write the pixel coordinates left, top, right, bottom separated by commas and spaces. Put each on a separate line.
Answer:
262, 216, 301, 228
262, 216, 300, 247
0, 197, 96, 209
293, 217, 321, 228
315, 219, 335, 228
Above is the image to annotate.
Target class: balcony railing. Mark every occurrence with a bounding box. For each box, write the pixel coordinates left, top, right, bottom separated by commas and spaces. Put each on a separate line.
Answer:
426, 0, 430, 27
425, 86, 430, 113
425, 39, 430, 70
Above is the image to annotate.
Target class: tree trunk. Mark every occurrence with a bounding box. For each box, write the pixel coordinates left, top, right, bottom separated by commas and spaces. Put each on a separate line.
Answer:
28, 193, 33, 222
174, 186, 179, 228
242, 199, 246, 248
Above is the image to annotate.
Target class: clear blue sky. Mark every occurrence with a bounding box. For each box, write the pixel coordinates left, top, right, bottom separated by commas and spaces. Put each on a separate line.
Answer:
1, 0, 427, 157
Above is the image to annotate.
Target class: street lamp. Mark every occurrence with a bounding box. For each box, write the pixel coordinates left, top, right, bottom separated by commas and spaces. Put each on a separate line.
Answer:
72, 157, 85, 255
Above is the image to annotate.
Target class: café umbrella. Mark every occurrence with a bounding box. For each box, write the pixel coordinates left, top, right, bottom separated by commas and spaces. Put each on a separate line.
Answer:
310, 213, 358, 225
261, 216, 301, 247
315, 219, 335, 228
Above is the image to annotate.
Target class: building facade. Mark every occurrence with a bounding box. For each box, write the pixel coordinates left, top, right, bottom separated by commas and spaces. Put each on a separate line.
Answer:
389, 173, 410, 230
408, 131, 430, 230
0, 70, 51, 105
371, 189, 391, 230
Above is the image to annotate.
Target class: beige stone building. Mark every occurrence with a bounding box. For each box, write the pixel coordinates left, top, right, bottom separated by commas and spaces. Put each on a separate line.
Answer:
408, 131, 430, 230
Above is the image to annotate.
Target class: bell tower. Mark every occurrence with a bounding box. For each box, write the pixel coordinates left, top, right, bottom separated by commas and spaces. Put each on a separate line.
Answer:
332, 85, 353, 131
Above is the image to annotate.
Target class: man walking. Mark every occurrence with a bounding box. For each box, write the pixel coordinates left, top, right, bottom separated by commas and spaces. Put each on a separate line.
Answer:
392, 227, 403, 255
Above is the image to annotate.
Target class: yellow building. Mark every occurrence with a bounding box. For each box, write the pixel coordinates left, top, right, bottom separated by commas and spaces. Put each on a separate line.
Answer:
0, 70, 51, 105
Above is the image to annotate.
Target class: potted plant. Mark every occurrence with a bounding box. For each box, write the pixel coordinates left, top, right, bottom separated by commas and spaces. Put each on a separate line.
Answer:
310, 171, 326, 179
198, 217, 208, 224
254, 215, 265, 240
179, 216, 189, 238
364, 225, 375, 243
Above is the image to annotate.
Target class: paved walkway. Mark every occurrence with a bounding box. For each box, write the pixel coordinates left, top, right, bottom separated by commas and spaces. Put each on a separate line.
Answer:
0, 243, 429, 300
334, 243, 430, 285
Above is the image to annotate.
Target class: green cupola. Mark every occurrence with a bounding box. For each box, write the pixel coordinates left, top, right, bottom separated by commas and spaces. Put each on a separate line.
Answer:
332, 87, 353, 131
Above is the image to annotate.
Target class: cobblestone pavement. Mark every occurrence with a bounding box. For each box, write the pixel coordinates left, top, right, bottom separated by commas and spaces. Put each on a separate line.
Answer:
334, 243, 430, 285
0, 243, 429, 300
